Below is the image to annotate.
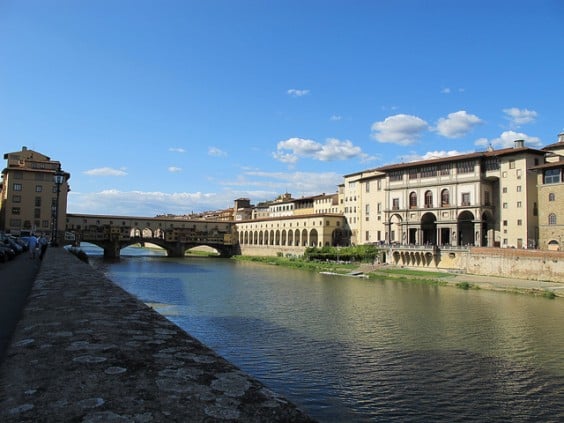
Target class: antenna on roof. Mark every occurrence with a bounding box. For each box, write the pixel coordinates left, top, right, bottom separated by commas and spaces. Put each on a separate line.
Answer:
487, 143, 494, 152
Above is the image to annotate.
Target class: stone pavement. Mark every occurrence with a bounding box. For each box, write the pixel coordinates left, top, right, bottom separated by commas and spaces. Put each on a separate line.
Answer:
0, 248, 315, 422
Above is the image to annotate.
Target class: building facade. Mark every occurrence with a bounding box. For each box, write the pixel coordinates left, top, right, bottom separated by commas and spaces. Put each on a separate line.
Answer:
534, 132, 564, 250
1, 147, 70, 239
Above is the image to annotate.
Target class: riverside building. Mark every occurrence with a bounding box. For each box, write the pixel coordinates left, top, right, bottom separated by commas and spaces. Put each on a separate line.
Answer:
0, 147, 70, 238
343, 139, 545, 249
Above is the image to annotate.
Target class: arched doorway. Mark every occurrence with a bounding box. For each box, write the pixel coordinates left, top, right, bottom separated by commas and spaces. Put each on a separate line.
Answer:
458, 211, 475, 246
421, 213, 437, 245
389, 214, 402, 244
481, 211, 494, 247
309, 229, 319, 247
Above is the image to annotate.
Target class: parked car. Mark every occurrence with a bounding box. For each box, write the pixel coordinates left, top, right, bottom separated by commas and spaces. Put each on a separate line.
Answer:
0, 244, 16, 261
3, 237, 23, 254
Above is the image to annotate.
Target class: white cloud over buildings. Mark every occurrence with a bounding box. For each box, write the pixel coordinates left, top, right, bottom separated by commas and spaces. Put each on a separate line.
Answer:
371, 114, 429, 145
273, 137, 365, 163
503, 107, 538, 127
434, 110, 483, 138
475, 130, 542, 149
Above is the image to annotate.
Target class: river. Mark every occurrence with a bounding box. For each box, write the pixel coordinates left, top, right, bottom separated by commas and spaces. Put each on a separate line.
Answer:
84, 245, 564, 422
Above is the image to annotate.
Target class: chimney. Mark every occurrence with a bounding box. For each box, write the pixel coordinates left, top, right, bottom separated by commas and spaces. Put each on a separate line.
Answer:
558, 132, 564, 143
513, 139, 525, 148
22, 146, 27, 151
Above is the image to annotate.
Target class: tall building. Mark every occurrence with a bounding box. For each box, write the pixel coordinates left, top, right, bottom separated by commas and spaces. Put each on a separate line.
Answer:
0, 147, 70, 239
346, 140, 545, 249
534, 132, 564, 250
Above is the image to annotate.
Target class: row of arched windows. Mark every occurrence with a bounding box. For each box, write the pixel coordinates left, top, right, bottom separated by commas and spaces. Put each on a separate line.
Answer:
409, 189, 451, 208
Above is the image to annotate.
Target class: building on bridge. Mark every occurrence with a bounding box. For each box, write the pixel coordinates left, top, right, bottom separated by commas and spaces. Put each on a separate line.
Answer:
0, 146, 70, 238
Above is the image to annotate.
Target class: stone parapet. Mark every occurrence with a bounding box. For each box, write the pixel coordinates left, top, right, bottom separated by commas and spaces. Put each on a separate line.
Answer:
0, 248, 314, 422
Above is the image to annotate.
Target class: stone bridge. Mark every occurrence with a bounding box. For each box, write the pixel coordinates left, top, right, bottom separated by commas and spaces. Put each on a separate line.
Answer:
65, 213, 239, 258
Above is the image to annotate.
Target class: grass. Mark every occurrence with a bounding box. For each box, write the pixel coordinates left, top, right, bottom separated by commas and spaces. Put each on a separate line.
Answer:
232, 255, 357, 273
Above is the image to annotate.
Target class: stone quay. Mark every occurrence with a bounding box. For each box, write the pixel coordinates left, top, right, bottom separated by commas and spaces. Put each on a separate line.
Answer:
0, 248, 315, 422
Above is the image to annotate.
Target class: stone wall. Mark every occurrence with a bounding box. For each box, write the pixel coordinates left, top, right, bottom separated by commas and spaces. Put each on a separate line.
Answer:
465, 247, 564, 282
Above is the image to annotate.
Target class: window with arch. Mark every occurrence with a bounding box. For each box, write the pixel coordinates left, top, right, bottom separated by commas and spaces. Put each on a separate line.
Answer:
548, 213, 557, 225
409, 192, 417, 208
549, 193, 555, 201
424, 190, 433, 208
441, 189, 450, 207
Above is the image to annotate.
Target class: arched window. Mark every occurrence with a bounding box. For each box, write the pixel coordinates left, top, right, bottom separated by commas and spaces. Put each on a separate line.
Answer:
548, 213, 557, 225
409, 192, 417, 208
549, 193, 555, 201
424, 190, 433, 208
441, 189, 449, 207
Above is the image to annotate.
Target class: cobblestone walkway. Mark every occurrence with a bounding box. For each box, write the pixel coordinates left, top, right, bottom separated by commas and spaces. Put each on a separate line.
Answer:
0, 249, 314, 422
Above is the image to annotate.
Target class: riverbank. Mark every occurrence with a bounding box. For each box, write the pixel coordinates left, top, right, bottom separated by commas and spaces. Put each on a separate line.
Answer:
0, 248, 315, 422
234, 255, 563, 298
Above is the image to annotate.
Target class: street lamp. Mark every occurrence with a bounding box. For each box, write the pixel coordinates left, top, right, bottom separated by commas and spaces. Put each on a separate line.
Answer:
52, 165, 65, 246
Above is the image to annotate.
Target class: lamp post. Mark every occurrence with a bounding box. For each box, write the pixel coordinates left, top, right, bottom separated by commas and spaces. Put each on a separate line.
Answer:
52, 165, 65, 246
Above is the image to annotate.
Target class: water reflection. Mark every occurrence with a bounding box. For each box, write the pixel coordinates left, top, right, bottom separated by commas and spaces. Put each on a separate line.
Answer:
87, 250, 564, 422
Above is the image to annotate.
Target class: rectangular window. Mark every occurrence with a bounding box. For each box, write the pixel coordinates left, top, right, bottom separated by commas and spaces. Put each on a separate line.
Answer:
503, 239, 508, 245
365, 204, 370, 215
457, 161, 474, 174
377, 202, 382, 213
9, 219, 22, 227
42, 220, 50, 228
503, 220, 508, 226
503, 203, 508, 208
12, 195, 21, 203
34, 208, 41, 219
516, 185, 522, 192
461, 193, 470, 206
365, 231, 370, 241
35, 196, 42, 207
391, 230, 395, 242
377, 179, 382, 190
35, 185, 43, 192
377, 230, 381, 241
13, 183, 22, 191
544, 168, 561, 184
392, 198, 400, 210
365, 181, 370, 192
11, 207, 21, 215
484, 191, 491, 206
517, 219, 522, 226
502, 171, 507, 178
421, 166, 437, 178
440, 164, 451, 175
509, 160, 515, 169
502, 187, 507, 193
516, 169, 522, 179
409, 168, 418, 180
389, 171, 403, 182
517, 201, 522, 208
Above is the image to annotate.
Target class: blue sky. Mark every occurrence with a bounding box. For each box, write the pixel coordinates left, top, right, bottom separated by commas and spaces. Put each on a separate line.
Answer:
1, 0, 563, 216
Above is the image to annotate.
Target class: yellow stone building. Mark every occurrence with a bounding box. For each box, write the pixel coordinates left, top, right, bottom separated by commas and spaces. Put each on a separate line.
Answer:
344, 139, 545, 249
0, 147, 70, 240
534, 132, 564, 250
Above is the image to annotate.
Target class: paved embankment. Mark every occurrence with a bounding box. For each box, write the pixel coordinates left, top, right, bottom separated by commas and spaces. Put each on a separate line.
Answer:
0, 248, 315, 422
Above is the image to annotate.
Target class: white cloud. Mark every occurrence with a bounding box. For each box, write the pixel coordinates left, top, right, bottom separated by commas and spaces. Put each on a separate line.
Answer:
434, 110, 482, 138
330, 115, 343, 121
169, 147, 186, 153
208, 147, 227, 157
287, 88, 310, 97
168, 166, 182, 173
83, 167, 128, 176
370, 114, 429, 145
68, 189, 225, 216
401, 150, 472, 163
475, 130, 542, 149
503, 107, 538, 127
441, 88, 451, 94
273, 137, 366, 162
